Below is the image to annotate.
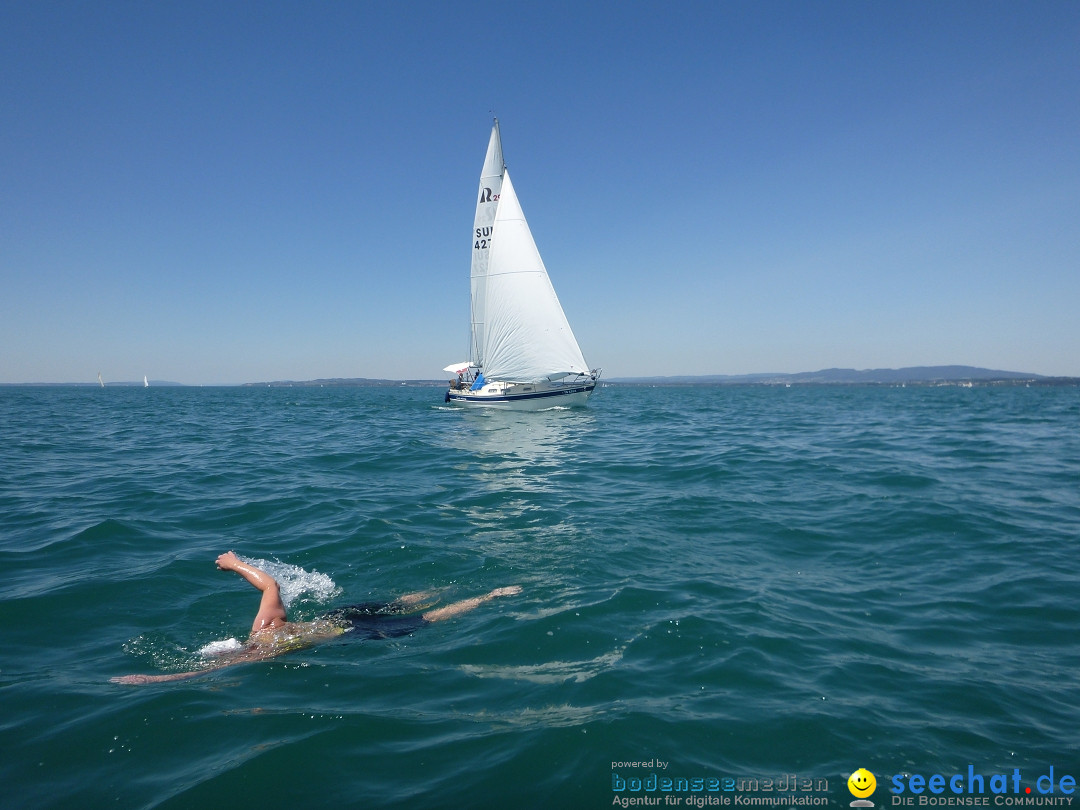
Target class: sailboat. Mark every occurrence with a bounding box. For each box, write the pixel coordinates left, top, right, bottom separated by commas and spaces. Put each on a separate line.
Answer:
98, 372, 105, 388
444, 120, 600, 409
144, 375, 149, 388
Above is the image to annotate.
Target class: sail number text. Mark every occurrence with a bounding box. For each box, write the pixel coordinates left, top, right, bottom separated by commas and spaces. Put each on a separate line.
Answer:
474, 226, 494, 250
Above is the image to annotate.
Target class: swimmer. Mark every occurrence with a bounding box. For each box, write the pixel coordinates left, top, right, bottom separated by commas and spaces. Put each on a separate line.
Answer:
111, 551, 521, 684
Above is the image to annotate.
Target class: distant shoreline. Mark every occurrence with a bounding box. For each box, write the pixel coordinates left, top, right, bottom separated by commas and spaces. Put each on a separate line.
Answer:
606, 365, 1075, 387
3, 366, 1078, 388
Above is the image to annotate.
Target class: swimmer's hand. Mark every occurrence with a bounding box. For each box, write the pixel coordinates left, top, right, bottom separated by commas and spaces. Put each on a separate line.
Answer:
488, 586, 522, 598
216, 551, 241, 571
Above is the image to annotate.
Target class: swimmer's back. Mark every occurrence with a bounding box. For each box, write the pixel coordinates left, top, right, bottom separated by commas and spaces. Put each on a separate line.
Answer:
321, 602, 429, 640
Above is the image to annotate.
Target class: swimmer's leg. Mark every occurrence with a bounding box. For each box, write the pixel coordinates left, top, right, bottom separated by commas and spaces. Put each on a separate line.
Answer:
421, 586, 521, 623
398, 589, 440, 605
394, 589, 444, 611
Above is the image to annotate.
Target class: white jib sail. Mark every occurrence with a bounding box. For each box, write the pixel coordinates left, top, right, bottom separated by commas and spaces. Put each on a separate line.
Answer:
479, 169, 588, 382
469, 120, 505, 370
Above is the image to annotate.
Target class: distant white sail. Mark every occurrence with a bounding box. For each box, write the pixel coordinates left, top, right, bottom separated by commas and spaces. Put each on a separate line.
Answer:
98, 372, 104, 388
144, 375, 149, 388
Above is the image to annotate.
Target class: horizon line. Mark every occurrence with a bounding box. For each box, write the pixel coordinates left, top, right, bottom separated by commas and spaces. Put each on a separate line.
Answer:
4, 365, 1078, 388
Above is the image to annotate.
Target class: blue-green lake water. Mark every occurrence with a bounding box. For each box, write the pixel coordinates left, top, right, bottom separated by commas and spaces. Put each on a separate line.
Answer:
2, 384, 1078, 809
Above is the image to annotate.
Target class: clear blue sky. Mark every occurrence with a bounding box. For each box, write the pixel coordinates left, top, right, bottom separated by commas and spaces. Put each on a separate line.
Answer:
3, 1, 1078, 384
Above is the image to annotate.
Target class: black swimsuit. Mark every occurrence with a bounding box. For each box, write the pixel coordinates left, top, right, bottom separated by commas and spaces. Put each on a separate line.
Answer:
321, 601, 428, 640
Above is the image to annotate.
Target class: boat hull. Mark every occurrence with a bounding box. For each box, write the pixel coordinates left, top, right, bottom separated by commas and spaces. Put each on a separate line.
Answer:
446, 378, 597, 410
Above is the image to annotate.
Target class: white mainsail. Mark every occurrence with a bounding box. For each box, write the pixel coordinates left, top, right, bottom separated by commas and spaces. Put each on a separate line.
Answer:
469, 120, 505, 370
468, 121, 588, 382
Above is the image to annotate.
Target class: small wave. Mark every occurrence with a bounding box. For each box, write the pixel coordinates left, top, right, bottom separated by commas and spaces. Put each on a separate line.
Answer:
237, 555, 340, 608
459, 647, 626, 684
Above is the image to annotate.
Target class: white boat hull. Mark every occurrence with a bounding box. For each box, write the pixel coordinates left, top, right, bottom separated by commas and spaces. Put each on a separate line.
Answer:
446, 376, 598, 410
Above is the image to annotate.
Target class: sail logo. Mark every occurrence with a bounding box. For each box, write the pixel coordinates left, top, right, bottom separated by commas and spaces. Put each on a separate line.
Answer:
479, 187, 500, 204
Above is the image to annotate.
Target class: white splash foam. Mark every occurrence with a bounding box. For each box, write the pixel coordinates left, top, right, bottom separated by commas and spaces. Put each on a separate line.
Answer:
198, 638, 243, 657
237, 555, 340, 608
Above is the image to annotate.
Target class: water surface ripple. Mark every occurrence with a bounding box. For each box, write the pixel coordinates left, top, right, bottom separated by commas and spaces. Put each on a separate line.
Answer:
1, 384, 1077, 808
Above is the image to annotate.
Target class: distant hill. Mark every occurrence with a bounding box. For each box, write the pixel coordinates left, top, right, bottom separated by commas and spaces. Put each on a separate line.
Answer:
609, 366, 1066, 386
241, 378, 444, 388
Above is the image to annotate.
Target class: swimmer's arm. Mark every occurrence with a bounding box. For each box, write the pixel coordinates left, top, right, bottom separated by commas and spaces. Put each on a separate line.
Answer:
110, 645, 278, 684
216, 551, 288, 634
110, 622, 342, 685
111, 669, 217, 685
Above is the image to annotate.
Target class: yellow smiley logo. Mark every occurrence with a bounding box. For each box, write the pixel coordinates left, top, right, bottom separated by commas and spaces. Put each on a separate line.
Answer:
848, 768, 877, 798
